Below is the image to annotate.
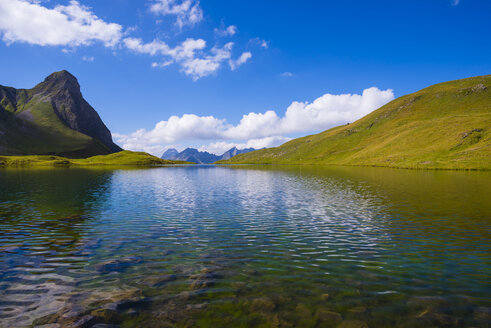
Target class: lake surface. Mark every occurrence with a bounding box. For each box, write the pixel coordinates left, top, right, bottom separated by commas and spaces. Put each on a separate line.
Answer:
0, 165, 490, 328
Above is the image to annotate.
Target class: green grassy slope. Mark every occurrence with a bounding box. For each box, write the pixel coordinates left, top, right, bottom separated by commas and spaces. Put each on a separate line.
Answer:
218, 75, 491, 170
0, 151, 192, 167
0, 103, 109, 157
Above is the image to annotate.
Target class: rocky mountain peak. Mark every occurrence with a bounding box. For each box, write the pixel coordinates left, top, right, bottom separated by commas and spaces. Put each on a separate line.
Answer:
34, 70, 81, 95
0, 70, 123, 157
161, 146, 257, 163
47, 70, 78, 83
34, 71, 121, 153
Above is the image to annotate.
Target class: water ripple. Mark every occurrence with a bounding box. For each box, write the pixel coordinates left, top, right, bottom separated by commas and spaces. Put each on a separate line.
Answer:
0, 166, 490, 327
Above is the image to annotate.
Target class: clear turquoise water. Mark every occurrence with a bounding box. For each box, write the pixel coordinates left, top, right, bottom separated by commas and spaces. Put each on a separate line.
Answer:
0, 166, 490, 327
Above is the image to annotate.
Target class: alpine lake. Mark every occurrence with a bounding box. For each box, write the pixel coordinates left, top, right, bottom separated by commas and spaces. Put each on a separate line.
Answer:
0, 165, 489, 328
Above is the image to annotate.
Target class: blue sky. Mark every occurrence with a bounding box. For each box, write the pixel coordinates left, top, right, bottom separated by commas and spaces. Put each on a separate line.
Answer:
0, 0, 490, 155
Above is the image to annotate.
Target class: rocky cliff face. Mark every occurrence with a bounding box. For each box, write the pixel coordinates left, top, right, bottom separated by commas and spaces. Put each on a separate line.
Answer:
31, 71, 121, 152
0, 70, 122, 157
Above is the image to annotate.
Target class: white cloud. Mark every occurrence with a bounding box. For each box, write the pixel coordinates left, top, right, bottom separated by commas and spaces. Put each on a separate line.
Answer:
198, 136, 291, 155
198, 141, 241, 155
226, 87, 395, 140
251, 37, 268, 49
0, 0, 122, 47
115, 114, 227, 147
245, 136, 291, 149
214, 25, 237, 37
124, 37, 235, 80
114, 87, 395, 156
112, 135, 170, 158
182, 42, 234, 80
0, 0, 251, 80
124, 37, 171, 56
151, 60, 173, 68
82, 55, 94, 62
281, 72, 293, 77
150, 0, 203, 29
124, 37, 206, 59
229, 52, 252, 70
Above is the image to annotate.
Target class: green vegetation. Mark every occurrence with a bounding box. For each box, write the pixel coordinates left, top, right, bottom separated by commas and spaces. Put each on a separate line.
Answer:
218, 75, 491, 170
0, 151, 192, 167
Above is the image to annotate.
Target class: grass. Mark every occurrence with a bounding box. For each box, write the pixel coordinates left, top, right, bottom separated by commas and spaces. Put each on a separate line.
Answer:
217, 75, 491, 170
0, 151, 192, 167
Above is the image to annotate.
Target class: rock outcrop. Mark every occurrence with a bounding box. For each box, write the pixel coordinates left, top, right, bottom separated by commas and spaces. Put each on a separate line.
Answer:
0, 70, 121, 157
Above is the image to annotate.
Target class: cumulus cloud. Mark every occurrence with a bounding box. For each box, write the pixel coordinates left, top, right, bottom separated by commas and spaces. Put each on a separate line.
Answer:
0, 0, 122, 47
114, 87, 395, 156
124, 37, 206, 59
115, 114, 227, 147
150, 0, 203, 29
229, 52, 252, 70
0, 0, 254, 80
198, 136, 291, 155
214, 25, 237, 37
124, 37, 236, 80
181, 42, 234, 80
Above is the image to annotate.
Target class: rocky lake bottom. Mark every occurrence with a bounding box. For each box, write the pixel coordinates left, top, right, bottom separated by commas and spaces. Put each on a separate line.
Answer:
0, 165, 490, 327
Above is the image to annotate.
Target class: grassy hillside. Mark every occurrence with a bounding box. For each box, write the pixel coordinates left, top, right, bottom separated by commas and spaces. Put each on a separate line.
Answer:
0, 151, 192, 167
218, 75, 491, 170
0, 108, 110, 157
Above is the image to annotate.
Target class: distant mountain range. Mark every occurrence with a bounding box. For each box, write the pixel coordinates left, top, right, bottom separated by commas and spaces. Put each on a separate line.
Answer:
161, 146, 256, 163
0, 70, 121, 157
218, 75, 491, 170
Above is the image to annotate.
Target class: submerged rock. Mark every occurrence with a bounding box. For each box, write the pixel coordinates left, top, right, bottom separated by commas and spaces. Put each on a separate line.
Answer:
31, 305, 87, 327
143, 274, 178, 287
90, 308, 119, 323
33, 309, 97, 328
189, 271, 220, 280
32, 288, 145, 328
94, 256, 143, 274
72, 314, 97, 327
102, 289, 145, 312
188, 268, 222, 290
190, 278, 214, 290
